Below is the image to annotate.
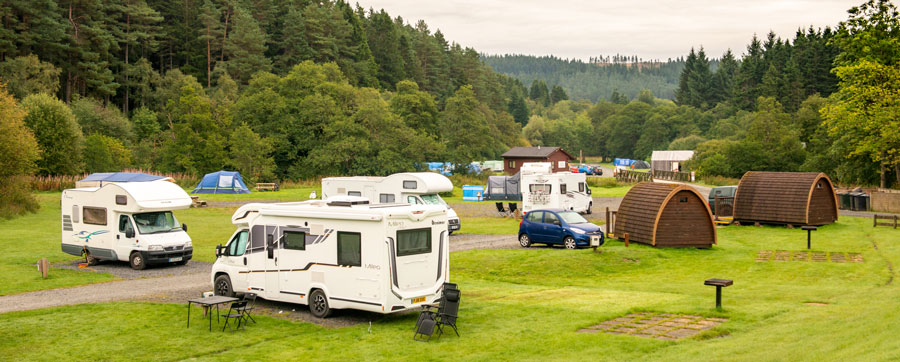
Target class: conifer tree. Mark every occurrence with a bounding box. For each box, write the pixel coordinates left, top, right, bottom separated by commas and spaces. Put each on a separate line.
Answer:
223, 5, 271, 84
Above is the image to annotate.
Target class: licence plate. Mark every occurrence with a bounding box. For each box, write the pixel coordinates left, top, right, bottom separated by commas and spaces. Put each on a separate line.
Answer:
412, 296, 426, 304
590, 236, 600, 246
169, 257, 183, 262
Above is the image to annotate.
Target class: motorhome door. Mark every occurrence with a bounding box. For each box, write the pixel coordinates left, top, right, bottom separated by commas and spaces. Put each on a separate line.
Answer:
264, 225, 280, 298
116, 214, 138, 257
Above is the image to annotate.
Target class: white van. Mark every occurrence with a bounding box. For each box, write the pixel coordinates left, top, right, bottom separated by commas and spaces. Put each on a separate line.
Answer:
321, 172, 461, 233
520, 162, 593, 214
210, 198, 450, 318
61, 181, 193, 270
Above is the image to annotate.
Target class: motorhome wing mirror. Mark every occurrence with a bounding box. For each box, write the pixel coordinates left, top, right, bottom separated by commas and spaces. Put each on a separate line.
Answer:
182, 223, 188, 232
125, 229, 135, 239
215, 244, 222, 257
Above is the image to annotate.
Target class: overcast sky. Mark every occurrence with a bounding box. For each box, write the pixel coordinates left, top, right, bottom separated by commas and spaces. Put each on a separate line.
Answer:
354, 0, 858, 61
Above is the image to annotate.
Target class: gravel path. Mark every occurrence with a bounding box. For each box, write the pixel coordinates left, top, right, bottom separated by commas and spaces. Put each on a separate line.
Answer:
55, 259, 212, 279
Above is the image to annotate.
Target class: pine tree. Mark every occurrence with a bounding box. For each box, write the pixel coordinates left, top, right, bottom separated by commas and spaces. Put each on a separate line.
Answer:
366, 9, 405, 88
529, 80, 550, 106
198, 0, 223, 88
223, 5, 271, 84
274, 6, 313, 74
550, 85, 568, 104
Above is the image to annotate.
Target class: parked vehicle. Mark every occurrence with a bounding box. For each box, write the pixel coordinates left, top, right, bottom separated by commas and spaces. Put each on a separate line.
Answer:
321, 172, 461, 233
210, 198, 450, 318
520, 163, 593, 214
591, 166, 604, 176
61, 181, 193, 270
518, 209, 604, 249
708, 185, 738, 214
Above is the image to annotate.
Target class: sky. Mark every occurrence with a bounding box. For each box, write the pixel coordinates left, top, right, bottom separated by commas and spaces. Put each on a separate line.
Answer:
353, 0, 859, 61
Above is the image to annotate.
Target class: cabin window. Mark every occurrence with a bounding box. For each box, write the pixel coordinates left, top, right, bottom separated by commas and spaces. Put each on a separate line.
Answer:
403, 180, 417, 189
817, 182, 823, 189
579, 182, 585, 192
558, 161, 566, 169
337, 232, 362, 267
82, 207, 107, 225
72, 205, 80, 223
680, 197, 689, 203
508, 160, 515, 168
227, 230, 249, 256
397, 228, 431, 256
348, 191, 362, 197
115, 195, 127, 205
560, 184, 567, 194
379, 194, 395, 203
118, 215, 134, 234
282, 230, 305, 251
529, 184, 551, 194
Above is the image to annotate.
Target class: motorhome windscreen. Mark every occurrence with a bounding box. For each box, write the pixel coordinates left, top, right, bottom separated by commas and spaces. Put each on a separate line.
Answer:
396, 228, 431, 256
133, 211, 179, 234
529, 184, 551, 194
558, 211, 588, 224
420, 194, 447, 206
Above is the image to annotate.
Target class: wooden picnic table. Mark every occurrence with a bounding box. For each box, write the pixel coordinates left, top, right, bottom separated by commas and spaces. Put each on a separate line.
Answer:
187, 295, 238, 331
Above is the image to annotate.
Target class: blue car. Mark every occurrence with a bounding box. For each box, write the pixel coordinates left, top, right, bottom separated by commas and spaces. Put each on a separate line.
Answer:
518, 209, 605, 249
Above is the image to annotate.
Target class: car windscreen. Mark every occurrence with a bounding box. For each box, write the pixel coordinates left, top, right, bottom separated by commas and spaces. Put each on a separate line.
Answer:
133, 211, 180, 234
421, 194, 447, 206
558, 211, 588, 224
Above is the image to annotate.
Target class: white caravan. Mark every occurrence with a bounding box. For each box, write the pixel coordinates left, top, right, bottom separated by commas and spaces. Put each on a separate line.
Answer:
61, 181, 193, 270
520, 162, 593, 214
210, 198, 450, 318
321, 172, 461, 233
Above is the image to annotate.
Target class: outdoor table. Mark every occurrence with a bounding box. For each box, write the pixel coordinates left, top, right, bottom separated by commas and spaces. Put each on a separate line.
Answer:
187, 296, 238, 331
704, 278, 733, 310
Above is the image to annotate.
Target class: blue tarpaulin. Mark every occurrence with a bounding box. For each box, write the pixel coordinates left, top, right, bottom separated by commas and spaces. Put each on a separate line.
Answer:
78, 172, 167, 187
462, 185, 484, 201
614, 158, 635, 167
192, 171, 250, 194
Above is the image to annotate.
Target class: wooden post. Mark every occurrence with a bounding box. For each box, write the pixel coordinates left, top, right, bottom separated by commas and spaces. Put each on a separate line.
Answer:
895, 215, 898, 229
624, 232, 630, 248
874, 214, 877, 227
605, 207, 610, 238
38, 258, 49, 278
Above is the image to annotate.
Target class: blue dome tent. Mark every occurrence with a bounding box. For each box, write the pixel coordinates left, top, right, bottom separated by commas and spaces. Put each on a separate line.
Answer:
192, 171, 251, 194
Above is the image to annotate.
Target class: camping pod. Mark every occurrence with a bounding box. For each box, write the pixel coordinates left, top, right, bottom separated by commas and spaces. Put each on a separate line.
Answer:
733, 171, 837, 226
614, 182, 716, 248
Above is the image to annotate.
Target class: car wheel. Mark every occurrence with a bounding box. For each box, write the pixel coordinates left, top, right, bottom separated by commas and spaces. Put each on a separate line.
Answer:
519, 234, 532, 248
85, 250, 99, 266
564, 236, 577, 250
214, 274, 234, 297
129, 251, 146, 270
309, 289, 332, 318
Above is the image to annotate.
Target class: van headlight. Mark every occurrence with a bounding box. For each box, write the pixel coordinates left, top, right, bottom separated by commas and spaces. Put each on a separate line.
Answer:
148, 245, 163, 251
184, 241, 192, 248
571, 228, 586, 234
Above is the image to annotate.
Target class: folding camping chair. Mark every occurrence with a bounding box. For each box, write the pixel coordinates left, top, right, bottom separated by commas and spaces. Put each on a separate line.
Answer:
434, 288, 461, 337
237, 293, 257, 324
508, 203, 518, 217
414, 312, 438, 342
222, 301, 247, 332
495, 202, 509, 217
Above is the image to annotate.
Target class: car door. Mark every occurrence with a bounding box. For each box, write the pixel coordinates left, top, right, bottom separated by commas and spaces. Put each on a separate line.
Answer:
543, 212, 565, 244
525, 211, 545, 242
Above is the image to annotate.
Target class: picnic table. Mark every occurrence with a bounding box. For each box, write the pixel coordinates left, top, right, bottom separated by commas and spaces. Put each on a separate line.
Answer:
187, 295, 238, 331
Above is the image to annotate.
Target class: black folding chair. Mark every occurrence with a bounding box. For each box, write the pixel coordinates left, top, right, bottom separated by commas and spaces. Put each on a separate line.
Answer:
222, 301, 247, 332
508, 203, 518, 216
414, 312, 437, 342
237, 293, 257, 324
435, 288, 461, 337
495, 202, 509, 217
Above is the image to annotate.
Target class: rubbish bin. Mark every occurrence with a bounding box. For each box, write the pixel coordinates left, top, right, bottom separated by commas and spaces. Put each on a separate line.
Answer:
838, 193, 851, 210
850, 193, 870, 211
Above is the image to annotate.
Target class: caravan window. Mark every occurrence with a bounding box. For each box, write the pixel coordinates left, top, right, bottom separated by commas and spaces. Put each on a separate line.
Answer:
282, 230, 306, 251
348, 191, 362, 197
579, 182, 585, 193
337, 232, 361, 266
529, 184, 551, 194
403, 180, 417, 189
83, 207, 107, 225
379, 194, 395, 203
227, 230, 249, 256
560, 184, 567, 194
397, 228, 431, 256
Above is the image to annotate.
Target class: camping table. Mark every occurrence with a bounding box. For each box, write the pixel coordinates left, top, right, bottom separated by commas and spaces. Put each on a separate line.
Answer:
187, 296, 238, 331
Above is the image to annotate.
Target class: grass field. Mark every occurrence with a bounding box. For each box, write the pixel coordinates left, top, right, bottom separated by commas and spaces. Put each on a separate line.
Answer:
3, 216, 899, 360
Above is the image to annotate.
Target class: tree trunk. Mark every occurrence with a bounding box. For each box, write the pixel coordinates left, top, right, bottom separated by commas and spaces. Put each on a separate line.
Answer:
881, 159, 887, 189
206, 25, 211, 88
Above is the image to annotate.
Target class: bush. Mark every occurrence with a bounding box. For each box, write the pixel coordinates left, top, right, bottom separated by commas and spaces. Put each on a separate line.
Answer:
83, 134, 132, 173
700, 175, 741, 186
22, 93, 84, 175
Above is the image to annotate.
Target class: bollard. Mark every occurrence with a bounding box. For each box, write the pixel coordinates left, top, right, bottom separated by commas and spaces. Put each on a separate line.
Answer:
605, 207, 610, 238
37, 258, 49, 278
624, 232, 629, 248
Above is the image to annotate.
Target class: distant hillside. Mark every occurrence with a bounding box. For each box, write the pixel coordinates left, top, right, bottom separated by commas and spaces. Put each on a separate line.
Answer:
482, 54, 686, 102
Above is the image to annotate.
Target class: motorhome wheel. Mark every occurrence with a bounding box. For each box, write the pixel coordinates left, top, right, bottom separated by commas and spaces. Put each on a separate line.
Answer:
129, 252, 146, 270
214, 274, 234, 297
309, 289, 332, 318
519, 234, 531, 248
564, 236, 577, 249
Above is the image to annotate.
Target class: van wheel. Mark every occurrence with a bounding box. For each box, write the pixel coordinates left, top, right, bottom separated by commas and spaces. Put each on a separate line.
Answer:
85, 250, 99, 266
129, 252, 146, 270
564, 236, 577, 250
214, 274, 234, 297
310, 289, 332, 318
519, 234, 532, 248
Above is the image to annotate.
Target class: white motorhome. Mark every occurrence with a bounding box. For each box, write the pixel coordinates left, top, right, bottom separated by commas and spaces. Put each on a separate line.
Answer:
61, 181, 193, 270
520, 162, 593, 214
210, 198, 450, 318
321, 172, 461, 233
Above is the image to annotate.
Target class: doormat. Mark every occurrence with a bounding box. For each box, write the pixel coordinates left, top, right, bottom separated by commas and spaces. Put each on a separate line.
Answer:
755, 250, 863, 263
577, 313, 727, 340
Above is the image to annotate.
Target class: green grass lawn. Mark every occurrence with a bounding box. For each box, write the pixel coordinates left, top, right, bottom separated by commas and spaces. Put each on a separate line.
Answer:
4, 217, 898, 360
591, 184, 632, 197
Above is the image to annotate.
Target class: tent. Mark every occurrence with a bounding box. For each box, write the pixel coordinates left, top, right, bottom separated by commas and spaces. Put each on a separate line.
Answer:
76, 172, 173, 188
631, 160, 651, 169
483, 173, 522, 201
192, 171, 251, 194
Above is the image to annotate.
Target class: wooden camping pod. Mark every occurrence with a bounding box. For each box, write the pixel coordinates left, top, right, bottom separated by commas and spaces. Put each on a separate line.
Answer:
732, 171, 838, 226
614, 182, 717, 248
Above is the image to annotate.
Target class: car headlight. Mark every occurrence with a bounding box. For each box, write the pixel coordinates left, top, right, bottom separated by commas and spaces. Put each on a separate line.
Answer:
184, 241, 192, 248
148, 244, 163, 251
571, 228, 585, 234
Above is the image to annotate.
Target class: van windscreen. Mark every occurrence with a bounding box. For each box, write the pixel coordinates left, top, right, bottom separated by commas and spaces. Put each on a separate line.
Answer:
133, 211, 179, 234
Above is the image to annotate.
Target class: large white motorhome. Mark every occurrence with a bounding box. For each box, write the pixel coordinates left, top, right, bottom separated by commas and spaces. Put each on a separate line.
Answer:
210, 198, 450, 318
520, 162, 593, 214
321, 172, 461, 233
61, 181, 193, 270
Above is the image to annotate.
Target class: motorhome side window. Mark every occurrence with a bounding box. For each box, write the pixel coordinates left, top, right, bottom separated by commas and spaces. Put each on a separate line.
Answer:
560, 184, 567, 194
379, 194, 395, 203
579, 182, 585, 193
348, 191, 362, 197
403, 180, 417, 189
250, 225, 266, 253
82, 207, 107, 225
397, 228, 431, 256
118, 215, 134, 233
228, 230, 249, 256
529, 184, 551, 194
282, 230, 305, 251
337, 232, 361, 267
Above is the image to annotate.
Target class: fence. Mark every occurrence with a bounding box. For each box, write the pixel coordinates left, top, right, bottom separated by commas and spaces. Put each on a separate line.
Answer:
615, 169, 652, 183
652, 170, 694, 182
873, 214, 898, 229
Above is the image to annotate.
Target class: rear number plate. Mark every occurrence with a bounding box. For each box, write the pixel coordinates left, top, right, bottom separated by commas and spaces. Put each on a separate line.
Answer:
169, 257, 183, 262
412, 296, 426, 304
